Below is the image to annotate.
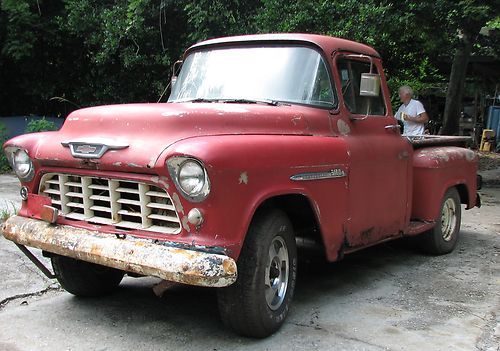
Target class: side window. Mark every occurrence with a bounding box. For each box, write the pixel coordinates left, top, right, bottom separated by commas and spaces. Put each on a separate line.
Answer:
337, 59, 386, 116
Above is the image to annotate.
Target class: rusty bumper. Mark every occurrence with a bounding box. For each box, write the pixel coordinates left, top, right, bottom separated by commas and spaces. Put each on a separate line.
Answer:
1, 216, 237, 287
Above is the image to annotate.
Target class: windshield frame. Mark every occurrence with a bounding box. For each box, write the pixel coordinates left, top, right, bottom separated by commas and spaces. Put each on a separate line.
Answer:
169, 43, 338, 110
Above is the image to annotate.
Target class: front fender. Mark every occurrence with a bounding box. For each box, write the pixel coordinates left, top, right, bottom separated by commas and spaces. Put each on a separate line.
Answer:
158, 134, 350, 260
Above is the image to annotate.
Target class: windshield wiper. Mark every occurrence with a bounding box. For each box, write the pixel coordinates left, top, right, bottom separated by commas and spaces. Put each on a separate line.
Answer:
220, 98, 281, 106
185, 98, 219, 103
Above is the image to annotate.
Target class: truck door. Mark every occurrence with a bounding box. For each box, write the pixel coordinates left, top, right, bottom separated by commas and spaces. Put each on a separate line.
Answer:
334, 56, 412, 247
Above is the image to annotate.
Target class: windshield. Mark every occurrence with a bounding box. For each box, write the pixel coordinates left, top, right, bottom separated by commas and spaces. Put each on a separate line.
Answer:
168, 46, 335, 108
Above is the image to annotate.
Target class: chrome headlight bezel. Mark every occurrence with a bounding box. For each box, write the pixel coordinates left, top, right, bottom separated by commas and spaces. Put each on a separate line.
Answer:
4, 146, 35, 182
167, 156, 210, 202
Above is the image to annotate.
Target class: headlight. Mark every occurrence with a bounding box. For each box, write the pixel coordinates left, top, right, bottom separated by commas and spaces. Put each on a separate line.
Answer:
179, 160, 205, 194
167, 157, 210, 202
14, 149, 32, 178
4, 147, 34, 181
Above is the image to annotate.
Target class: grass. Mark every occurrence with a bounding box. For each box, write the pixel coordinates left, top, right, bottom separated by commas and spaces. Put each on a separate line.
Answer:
1, 201, 18, 222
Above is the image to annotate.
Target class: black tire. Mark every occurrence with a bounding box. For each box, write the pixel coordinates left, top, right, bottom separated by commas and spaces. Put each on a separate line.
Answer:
217, 209, 297, 338
51, 255, 124, 297
418, 187, 462, 255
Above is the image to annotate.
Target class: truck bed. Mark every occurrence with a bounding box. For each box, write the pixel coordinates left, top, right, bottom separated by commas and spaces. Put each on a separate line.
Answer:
406, 135, 471, 149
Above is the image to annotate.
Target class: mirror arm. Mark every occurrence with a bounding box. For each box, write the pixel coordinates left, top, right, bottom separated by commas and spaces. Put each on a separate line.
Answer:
344, 54, 374, 72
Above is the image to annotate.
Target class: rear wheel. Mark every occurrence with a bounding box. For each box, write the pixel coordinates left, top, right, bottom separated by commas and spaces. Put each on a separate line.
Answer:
418, 187, 461, 255
217, 209, 297, 338
51, 255, 124, 297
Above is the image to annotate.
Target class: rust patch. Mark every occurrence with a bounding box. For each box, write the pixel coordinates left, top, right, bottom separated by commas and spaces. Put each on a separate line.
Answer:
2, 216, 237, 287
360, 227, 375, 244
223, 259, 237, 275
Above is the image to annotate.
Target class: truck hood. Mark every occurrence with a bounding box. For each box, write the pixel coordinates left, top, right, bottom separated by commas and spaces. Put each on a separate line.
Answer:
28, 103, 324, 172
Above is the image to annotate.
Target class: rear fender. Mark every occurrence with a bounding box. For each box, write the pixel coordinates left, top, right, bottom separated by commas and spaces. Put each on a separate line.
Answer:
412, 147, 477, 221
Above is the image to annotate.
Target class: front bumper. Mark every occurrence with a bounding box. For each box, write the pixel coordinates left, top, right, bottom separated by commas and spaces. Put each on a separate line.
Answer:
1, 216, 237, 287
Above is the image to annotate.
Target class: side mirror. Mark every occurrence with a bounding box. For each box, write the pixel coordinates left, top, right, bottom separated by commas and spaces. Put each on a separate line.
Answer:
359, 73, 381, 97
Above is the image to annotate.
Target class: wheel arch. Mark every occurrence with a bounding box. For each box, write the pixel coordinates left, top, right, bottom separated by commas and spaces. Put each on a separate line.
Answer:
455, 183, 469, 205
249, 193, 327, 260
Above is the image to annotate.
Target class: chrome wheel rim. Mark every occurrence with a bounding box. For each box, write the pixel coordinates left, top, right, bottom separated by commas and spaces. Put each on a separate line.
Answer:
441, 198, 457, 241
265, 236, 289, 311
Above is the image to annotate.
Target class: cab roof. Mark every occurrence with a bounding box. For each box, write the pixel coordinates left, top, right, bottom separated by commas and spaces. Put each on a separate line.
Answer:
187, 33, 381, 58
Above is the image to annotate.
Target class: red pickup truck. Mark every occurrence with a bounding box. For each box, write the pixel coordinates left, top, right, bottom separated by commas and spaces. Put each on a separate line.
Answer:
2, 34, 480, 337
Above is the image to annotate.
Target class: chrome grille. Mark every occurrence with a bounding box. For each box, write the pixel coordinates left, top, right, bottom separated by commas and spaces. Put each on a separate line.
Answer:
39, 173, 181, 234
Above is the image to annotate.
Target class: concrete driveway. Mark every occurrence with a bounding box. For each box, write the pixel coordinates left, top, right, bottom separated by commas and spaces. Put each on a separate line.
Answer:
0, 174, 498, 351
0, 174, 21, 216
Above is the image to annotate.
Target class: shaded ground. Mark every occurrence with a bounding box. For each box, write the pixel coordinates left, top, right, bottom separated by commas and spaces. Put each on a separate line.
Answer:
478, 152, 500, 171
0, 184, 498, 350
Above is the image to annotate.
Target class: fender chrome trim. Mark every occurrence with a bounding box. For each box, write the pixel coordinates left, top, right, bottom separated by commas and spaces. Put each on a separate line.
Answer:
290, 169, 347, 181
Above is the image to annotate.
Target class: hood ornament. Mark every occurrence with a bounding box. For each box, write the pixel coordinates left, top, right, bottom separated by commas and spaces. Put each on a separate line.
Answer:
62, 138, 129, 159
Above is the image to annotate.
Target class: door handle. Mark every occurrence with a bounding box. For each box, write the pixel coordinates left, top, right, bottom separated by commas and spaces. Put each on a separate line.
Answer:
385, 124, 401, 132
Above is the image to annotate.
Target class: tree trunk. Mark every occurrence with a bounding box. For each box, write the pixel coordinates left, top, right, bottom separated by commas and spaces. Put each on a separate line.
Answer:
440, 33, 474, 135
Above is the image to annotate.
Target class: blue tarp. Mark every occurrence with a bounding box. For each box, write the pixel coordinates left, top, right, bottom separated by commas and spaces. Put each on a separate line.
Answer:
486, 106, 500, 151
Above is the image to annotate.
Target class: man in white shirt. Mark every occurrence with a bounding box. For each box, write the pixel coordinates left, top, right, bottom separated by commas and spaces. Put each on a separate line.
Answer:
395, 85, 429, 136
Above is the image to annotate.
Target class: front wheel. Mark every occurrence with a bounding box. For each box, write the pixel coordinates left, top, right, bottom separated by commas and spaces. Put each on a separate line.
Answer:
51, 255, 124, 297
217, 209, 297, 338
418, 187, 462, 255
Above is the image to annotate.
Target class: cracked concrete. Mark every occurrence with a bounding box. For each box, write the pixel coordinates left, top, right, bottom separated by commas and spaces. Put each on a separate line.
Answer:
0, 176, 498, 350
0, 285, 62, 311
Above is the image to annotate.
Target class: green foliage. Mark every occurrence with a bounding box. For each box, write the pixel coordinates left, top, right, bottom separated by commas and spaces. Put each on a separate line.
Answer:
0, 0, 38, 60
0, 0, 498, 119
25, 118, 57, 133
0, 122, 10, 172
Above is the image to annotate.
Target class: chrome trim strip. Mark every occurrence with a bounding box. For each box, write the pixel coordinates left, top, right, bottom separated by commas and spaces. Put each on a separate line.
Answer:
62, 138, 128, 159
290, 169, 347, 181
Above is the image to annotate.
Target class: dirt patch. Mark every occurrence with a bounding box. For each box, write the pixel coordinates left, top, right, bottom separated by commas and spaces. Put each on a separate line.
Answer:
478, 152, 500, 171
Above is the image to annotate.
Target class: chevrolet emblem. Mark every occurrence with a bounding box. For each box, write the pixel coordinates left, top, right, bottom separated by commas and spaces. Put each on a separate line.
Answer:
75, 144, 98, 154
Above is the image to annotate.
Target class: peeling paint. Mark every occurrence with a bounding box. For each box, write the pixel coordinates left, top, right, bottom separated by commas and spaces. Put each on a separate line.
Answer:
337, 119, 351, 135
151, 176, 170, 189
161, 111, 185, 117
415, 147, 476, 165
127, 163, 141, 168
465, 149, 476, 162
181, 216, 191, 232
214, 105, 249, 113
171, 193, 184, 214
113, 162, 123, 167
239, 172, 249, 185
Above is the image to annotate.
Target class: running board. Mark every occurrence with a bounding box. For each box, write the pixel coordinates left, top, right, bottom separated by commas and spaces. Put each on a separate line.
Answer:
405, 220, 435, 236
